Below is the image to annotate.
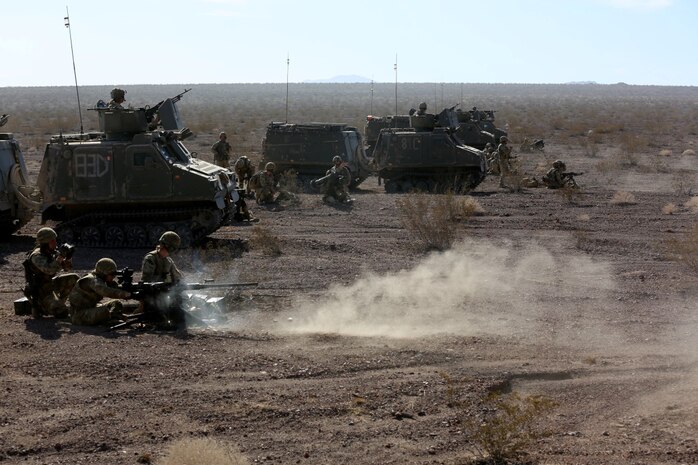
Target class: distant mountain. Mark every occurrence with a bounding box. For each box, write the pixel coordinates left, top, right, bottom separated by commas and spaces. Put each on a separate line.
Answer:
303, 75, 372, 83
564, 81, 599, 85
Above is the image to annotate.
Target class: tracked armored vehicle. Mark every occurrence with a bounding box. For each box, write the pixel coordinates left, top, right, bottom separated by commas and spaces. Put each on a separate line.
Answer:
364, 115, 411, 158
455, 107, 508, 149
261, 122, 373, 188
373, 107, 487, 193
37, 93, 237, 247
0, 114, 38, 237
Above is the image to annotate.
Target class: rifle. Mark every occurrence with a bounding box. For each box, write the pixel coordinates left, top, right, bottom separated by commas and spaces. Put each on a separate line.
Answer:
144, 88, 191, 123
562, 172, 584, 178
109, 268, 257, 331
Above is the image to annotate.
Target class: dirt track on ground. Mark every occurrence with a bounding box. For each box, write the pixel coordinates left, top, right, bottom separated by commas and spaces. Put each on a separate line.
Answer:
1, 137, 697, 464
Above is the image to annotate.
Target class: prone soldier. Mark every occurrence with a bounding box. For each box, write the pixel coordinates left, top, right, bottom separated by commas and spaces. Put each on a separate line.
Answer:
68, 258, 133, 326
543, 160, 581, 189
23, 227, 79, 319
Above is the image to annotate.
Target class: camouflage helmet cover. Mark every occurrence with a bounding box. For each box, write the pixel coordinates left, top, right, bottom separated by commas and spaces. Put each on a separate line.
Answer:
36, 227, 57, 244
265, 162, 276, 171
110, 88, 126, 100
553, 160, 565, 169
418, 102, 427, 110
500, 136, 508, 143
158, 231, 181, 250
332, 155, 342, 163
95, 258, 118, 275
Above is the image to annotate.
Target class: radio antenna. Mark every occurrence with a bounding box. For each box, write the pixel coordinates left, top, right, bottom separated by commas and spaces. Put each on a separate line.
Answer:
64, 7, 83, 134
393, 54, 398, 127
285, 53, 290, 123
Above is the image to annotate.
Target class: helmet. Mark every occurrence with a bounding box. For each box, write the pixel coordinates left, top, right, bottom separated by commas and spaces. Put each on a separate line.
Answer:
110, 88, 126, 100
332, 155, 342, 163
219, 132, 227, 138
158, 231, 181, 251
500, 136, 508, 143
36, 227, 57, 244
265, 162, 276, 171
418, 102, 427, 110
553, 160, 565, 169
95, 258, 118, 275
485, 142, 492, 148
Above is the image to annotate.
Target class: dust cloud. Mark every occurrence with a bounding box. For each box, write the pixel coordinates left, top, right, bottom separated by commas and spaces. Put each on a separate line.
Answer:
283, 239, 616, 340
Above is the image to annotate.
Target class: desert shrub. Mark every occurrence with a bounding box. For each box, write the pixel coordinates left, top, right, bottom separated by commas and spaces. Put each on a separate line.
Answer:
556, 185, 583, 204
157, 438, 249, 465
609, 191, 636, 206
662, 203, 677, 215
683, 149, 696, 156
672, 172, 695, 196
397, 193, 475, 251
658, 149, 673, 157
249, 225, 282, 256
684, 197, 698, 213
464, 392, 556, 465
665, 224, 698, 273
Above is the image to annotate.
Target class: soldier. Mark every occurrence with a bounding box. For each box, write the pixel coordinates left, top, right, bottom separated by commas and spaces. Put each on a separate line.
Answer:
542, 160, 568, 189
484, 142, 499, 175
211, 132, 231, 168
317, 155, 351, 203
23, 227, 79, 319
255, 162, 278, 204
416, 102, 428, 116
69, 258, 133, 326
234, 155, 254, 191
108, 88, 126, 109
497, 136, 513, 188
141, 231, 183, 283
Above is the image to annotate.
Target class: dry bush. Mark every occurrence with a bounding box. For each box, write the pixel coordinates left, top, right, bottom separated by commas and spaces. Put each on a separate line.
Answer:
658, 149, 673, 157
684, 197, 698, 213
464, 392, 557, 465
610, 191, 636, 206
397, 193, 474, 251
556, 185, 583, 204
157, 438, 249, 465
249, 225, 282, 256
665, 224, 698, 273
662, 203, 677, 215
683, 149, 696, 156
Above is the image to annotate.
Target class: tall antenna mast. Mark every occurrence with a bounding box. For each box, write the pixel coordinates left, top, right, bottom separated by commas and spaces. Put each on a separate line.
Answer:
393, 54, 398, 126
460, 82, 463, 107
64, 6, 83, 134
370, 79, 374, 115
285, 53, 290, 123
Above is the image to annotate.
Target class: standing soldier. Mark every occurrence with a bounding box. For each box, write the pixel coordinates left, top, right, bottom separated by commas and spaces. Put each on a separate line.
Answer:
255, 162, 278, 204
211, 132, 231, 168
68, 258, 133, 326
23, 227, 79, 319
497, 136, 513, 188
141, 231, 183, 284
108, 88, 126, 109
234, 155, 254, 191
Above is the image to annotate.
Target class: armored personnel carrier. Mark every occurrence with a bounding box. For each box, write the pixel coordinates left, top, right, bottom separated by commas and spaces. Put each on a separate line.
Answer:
0, 114, 37, 237
454, 107, 508, 150
364, 115, 411, 158
37, 92, 237, 247
372, 107, 487, 193
261, 122, 373, 188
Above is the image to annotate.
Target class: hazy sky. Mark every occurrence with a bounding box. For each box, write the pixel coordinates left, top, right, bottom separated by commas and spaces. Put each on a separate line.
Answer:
0, 0, 694, 87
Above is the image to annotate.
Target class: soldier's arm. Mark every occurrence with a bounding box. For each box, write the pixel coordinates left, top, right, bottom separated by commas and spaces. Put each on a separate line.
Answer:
141, 254, 157, 283
93, 279, 131, 300
30, 253, 62, 276
167, 257, 183, 283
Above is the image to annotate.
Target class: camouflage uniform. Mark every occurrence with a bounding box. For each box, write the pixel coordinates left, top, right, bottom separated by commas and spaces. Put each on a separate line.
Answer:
322, 162, 351, 203
497, 138, 512, 188
108, 88, 126, 110
255, 169, 277, 204
69, 272, 131, 326
141, 251, 183, 283
211, 133, 231, 168
234, 156, 254, 190
26, 247, 78, 318
542, 161, 567, 189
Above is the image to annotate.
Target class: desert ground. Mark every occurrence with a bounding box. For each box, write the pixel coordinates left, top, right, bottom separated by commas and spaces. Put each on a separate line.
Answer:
0, 83, 697, 464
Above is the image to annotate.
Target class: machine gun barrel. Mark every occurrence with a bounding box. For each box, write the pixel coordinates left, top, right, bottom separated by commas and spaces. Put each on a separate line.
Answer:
145, 88, 192, 122
562, 171, 584, 177
180, 282, 258, 291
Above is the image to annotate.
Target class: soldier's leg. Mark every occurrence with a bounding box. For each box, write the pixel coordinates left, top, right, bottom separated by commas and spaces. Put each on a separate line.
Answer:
53, 273, 79, 300
71, 301, 120, 326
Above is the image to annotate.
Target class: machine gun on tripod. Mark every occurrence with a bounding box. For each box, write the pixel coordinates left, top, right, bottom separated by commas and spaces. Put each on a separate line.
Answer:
108, 268, 257, 331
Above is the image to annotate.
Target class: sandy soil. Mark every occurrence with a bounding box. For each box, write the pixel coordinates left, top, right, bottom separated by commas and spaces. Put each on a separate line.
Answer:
1, 138, 697, 465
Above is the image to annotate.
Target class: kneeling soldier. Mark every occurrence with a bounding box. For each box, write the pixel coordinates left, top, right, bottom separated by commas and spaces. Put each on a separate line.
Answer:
69, 258, 133, 326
